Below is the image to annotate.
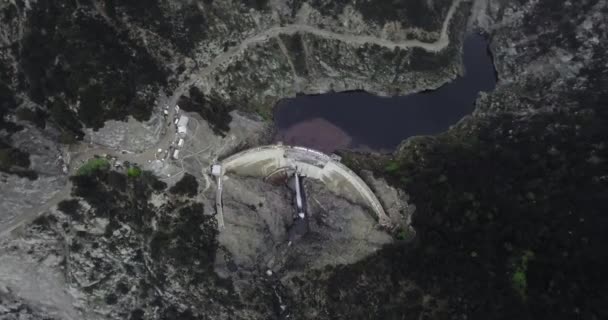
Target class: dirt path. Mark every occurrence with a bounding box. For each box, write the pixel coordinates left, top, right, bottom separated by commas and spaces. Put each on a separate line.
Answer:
194, 0, 465, 83
0, 181, 72, 238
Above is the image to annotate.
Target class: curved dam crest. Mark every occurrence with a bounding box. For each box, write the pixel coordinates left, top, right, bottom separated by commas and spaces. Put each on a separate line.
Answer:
219, 145, 391, 227
274, 33, 497, 152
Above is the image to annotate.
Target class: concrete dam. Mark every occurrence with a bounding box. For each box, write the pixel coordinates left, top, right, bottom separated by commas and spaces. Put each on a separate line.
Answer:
217, 144, 391, 227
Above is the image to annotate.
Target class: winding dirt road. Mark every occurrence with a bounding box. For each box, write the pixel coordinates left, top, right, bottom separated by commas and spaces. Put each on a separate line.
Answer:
195, 0, 465, 83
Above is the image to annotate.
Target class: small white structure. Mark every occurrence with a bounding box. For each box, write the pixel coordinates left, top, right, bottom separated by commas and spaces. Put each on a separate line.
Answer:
174, 105, 180, 113
211, 164, 222, 177
177, 115, 189, 137
177, 138, 185, 147
172, 149, 180, 160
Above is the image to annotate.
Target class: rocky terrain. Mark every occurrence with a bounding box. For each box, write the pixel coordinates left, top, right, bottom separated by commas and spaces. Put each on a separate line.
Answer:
0, 0, 607, 319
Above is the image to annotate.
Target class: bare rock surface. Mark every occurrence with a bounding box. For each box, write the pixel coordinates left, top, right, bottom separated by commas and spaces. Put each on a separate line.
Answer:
218, 177, 391, 274
360, 170, 416, 237
217, 176, 392, 318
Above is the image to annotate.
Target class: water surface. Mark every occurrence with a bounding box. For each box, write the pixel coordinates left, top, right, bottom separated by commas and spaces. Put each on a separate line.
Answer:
274, 33, 497, 153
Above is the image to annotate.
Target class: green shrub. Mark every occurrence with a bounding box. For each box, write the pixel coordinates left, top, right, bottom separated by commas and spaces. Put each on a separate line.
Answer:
127, 166, 142, 178
169, 173, 198, 197
177, 87, 233, 136
511, 250, 535, 300
395, 228, 408, 240
57, 199, 82, 220
384, 161, 400, 173
77, 158, 110, 176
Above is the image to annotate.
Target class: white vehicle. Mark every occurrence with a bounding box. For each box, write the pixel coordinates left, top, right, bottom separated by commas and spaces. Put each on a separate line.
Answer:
177, 138, 185, 147
172, 150, 180, 160
157, 148, 163, 153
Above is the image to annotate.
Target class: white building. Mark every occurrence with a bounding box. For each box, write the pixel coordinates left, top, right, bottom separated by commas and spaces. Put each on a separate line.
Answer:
211, 164, 222, 177
177, 115, 189, 137
172, 149, 180, 160
177, 138, 185, 147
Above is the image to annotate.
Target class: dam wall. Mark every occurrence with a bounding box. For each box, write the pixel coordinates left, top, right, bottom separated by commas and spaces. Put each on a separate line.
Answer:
220, 145, 390, 226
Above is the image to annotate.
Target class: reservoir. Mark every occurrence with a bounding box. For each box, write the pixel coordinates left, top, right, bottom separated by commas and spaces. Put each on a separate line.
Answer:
273, 33, 497, 153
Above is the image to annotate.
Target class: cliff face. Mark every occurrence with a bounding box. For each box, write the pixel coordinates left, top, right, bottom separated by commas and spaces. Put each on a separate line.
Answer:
1, 0, 607, 319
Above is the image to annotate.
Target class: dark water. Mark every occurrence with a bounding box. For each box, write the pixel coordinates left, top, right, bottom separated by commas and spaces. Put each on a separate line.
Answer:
274, 33, 497, 152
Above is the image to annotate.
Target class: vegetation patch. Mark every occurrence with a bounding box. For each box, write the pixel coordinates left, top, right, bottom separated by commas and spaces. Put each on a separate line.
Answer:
169, 173, 198, 197
240, 0, 270, 10
77, 158, 110, 176
0, 83, 23, 135
290, 0, 452, 31
0, 141, 37, 180
280, 34, 309, 77
511, 250, 534, 300
16, 107, 47, 129
149, 203, 217, 268
107, 0, 208, 54
335, 102, 608, 318
127, 166, 142, 178
19, 1, 168, 134
57, 199, 82, 221
384, 161, 400, 173
177, 87, 233, 136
